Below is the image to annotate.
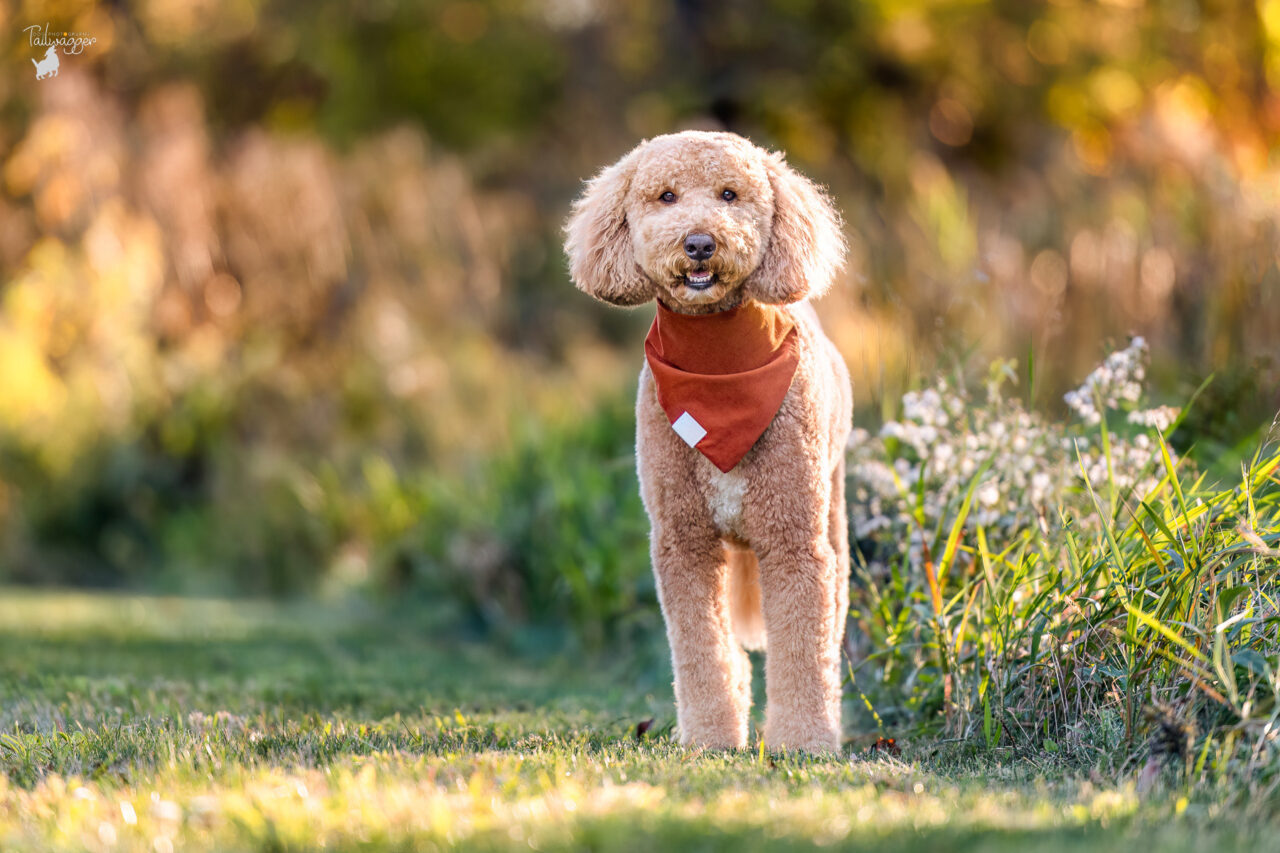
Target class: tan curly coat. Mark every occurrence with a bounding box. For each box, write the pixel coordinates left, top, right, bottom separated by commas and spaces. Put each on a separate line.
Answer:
565, 131, 852, 753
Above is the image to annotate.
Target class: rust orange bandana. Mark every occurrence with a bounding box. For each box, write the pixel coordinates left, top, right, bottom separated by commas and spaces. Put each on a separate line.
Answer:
644, 300, 800, 473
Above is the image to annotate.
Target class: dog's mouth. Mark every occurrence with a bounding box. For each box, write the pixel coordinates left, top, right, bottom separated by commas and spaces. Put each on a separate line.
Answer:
683, 270, 716, 291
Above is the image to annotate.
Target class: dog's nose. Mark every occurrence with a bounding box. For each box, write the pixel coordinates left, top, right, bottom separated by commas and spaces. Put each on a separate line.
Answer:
683, 233, 716, 261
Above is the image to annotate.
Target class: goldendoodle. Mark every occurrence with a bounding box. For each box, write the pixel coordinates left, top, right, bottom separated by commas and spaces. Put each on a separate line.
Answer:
564, 130, 851, 753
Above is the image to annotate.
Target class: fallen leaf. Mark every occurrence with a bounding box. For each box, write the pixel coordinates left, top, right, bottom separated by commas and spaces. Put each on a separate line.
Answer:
868, 736, 900, 756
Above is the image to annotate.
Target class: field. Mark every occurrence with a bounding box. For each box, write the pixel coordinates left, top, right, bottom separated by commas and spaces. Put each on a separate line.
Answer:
2, 589, 1278, 852
7, 2, 1280, 849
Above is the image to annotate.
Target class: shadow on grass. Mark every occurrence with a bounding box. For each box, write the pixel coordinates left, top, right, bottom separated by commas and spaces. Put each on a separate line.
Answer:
491, 818, 1224, 853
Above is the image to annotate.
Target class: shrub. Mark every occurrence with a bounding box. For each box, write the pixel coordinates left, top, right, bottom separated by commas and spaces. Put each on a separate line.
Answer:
413, 392, 654, 648
848, 337, 1179, 569
845, 341, 1280, 790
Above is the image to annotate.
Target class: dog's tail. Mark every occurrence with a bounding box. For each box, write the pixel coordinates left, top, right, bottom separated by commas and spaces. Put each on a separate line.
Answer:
31, 58, 37, 67
726, 545, 766, 651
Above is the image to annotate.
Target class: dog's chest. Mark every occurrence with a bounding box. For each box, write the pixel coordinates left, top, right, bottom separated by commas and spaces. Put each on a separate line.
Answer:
703, 465, 748, 539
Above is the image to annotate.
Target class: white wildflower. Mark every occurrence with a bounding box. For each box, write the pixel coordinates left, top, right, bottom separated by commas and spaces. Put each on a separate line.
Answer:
1128, 405, 1179, 432
846, 338, 1179, 574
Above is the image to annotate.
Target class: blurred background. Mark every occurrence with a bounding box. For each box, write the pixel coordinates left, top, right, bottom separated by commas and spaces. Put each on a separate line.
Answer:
1, 0, 1278, 645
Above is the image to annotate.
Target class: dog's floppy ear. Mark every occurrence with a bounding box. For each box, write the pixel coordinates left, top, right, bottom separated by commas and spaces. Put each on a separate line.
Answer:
744, 152, 846, 304
564, 146, 653, 306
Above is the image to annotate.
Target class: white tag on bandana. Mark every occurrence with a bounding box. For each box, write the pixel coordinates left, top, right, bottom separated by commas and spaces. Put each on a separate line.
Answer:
671, 411, 707, 448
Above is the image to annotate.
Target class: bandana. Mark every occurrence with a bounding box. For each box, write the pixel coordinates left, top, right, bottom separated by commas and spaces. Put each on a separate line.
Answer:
644, 300, 800, 473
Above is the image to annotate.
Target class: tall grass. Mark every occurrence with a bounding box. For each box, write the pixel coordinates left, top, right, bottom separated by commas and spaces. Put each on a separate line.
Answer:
850, 359, 1280, 798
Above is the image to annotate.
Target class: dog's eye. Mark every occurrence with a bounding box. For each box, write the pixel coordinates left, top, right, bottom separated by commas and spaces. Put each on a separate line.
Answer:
659, 191, 677, 204
721, 189, 737, 202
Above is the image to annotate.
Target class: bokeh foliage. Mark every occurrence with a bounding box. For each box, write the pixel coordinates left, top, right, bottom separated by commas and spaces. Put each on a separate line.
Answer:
0, 0, 1278, 630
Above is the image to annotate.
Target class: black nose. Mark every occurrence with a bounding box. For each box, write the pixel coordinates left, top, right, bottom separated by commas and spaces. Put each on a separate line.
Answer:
683, 233, 716, 261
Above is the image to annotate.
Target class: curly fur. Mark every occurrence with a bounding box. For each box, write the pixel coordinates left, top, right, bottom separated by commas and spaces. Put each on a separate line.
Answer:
564, 131, 852, 753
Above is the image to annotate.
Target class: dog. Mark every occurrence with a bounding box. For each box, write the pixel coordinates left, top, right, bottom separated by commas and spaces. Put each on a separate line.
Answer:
565, 131, 852, 752
32, 46, 60, 80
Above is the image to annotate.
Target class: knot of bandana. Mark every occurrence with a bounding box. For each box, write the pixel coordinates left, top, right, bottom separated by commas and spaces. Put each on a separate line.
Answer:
644, 300, 800, 473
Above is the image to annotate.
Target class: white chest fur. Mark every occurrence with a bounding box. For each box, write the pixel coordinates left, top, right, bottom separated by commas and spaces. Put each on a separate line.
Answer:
705, 464, 748, 539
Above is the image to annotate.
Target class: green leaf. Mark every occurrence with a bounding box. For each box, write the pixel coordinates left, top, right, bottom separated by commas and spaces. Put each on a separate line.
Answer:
1231, 649, 1270, 679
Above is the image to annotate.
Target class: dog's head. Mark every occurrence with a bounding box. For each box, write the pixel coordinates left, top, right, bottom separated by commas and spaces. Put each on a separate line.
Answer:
564, 131, 845, 312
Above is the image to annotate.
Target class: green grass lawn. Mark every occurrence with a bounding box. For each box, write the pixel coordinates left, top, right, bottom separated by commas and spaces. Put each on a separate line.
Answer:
0, 589, 1276, 852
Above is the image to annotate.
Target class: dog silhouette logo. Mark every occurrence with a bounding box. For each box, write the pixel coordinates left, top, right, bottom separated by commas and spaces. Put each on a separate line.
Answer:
32, 45, 60, 80
24, 24, 97, 82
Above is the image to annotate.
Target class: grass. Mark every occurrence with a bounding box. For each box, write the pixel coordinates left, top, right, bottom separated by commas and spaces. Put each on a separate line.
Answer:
845, 363, 1280, 782
2, 589, 1280, 851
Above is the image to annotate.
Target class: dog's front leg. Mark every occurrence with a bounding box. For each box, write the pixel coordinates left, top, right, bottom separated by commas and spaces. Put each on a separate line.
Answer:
756, 534, 842, 753
748, 479, 843, 754
650, 520, 751, 750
